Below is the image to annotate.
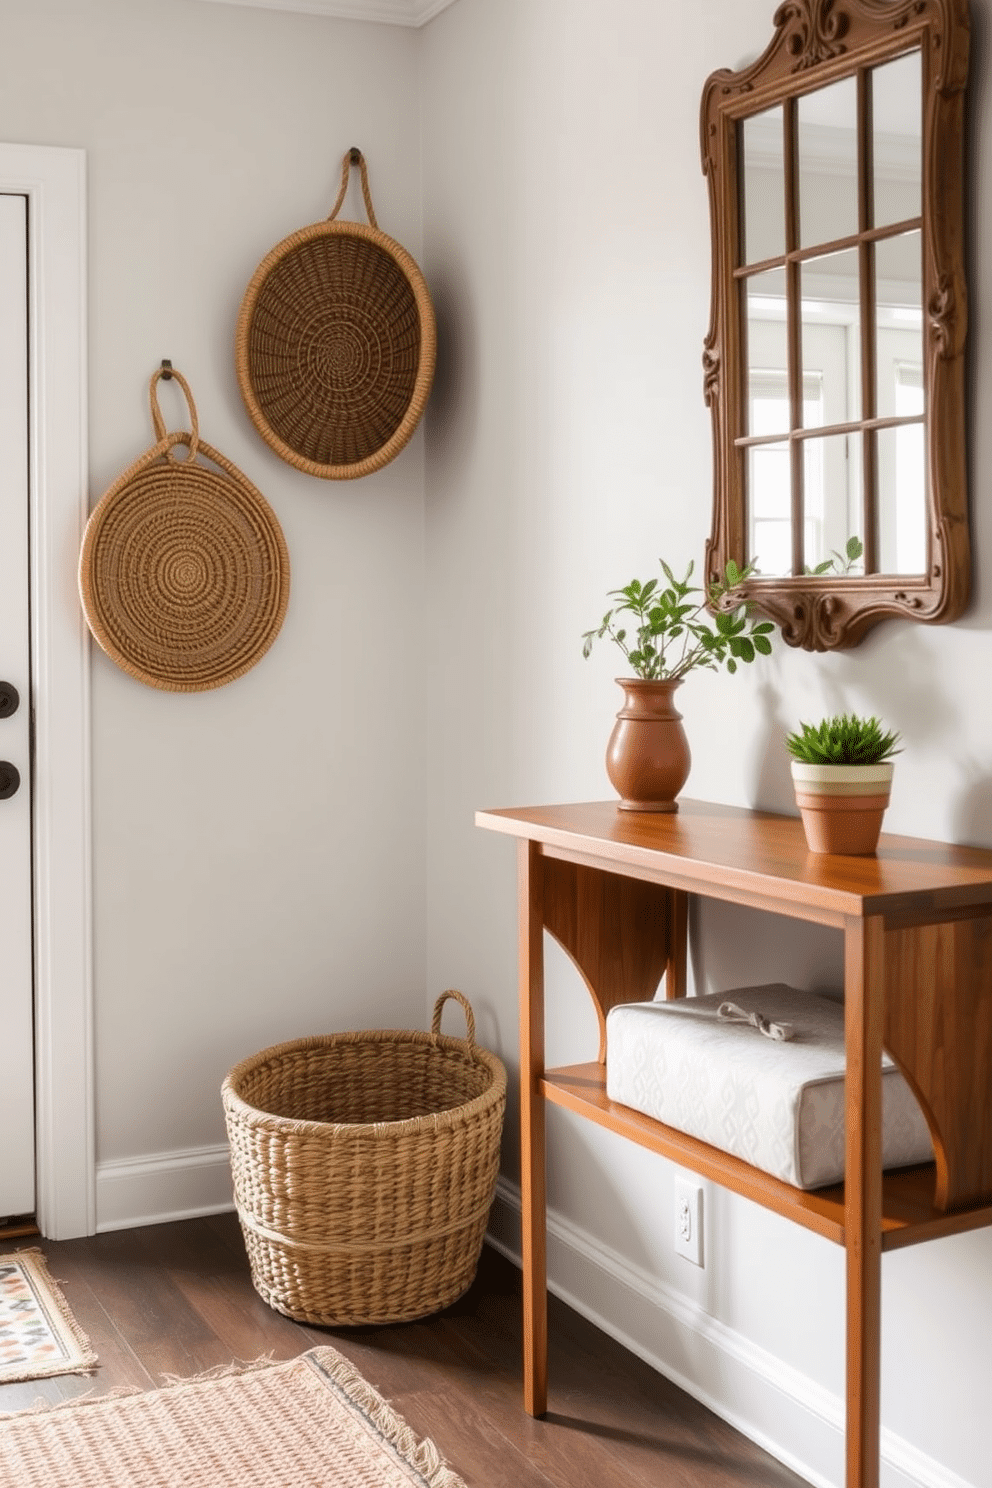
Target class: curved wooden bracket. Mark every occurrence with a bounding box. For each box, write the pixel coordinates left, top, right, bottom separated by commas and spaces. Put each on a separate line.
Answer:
883, 912, 992, 1210
540, 857, 686, 1062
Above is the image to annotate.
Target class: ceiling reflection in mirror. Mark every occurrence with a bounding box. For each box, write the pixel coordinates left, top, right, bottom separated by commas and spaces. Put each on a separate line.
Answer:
797, 76, 859, 248
741, 107, 785, 264
873, 50, 922, 227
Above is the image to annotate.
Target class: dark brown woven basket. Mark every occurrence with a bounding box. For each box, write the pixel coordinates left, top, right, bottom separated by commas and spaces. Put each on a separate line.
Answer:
235, 149, 436, 481
79, 367, 290, 693
221, 990, 506, 1327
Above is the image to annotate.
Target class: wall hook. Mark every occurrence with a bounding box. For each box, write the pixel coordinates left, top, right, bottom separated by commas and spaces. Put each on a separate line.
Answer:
160, 358, 173, 381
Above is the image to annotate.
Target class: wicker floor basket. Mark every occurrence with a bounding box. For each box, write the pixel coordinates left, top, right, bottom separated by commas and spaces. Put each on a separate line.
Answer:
222, 991, 506, 1326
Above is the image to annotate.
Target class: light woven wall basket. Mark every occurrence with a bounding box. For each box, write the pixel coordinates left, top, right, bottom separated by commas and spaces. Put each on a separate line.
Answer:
235, 149, 436, 481
222, 990, 506, 1327
79, 367, 290, 693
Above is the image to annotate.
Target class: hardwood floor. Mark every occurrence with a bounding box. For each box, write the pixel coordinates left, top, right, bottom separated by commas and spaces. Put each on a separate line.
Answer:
0, 1214, 807, 1487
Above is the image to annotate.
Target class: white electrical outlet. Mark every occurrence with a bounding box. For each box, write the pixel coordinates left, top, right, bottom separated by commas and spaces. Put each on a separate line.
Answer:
674, 1178, 704, 1266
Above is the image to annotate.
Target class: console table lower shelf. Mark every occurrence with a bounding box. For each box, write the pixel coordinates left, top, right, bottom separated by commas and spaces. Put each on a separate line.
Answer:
476, 799, 992, 1488
545, 1062, 992, 1251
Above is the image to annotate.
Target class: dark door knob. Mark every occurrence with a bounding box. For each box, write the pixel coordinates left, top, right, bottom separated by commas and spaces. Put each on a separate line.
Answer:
0, 762, 20, 799
0, 683, 19, 719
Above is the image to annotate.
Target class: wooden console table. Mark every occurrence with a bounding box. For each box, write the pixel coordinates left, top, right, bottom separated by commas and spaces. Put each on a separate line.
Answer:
475, 799, 992, 1488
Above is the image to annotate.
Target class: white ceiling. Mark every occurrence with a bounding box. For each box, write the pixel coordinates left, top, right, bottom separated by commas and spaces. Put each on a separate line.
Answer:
197, 0, 458, 25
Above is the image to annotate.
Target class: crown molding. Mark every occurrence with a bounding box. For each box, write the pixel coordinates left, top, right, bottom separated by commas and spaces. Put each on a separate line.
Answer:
195, 0, 458, 26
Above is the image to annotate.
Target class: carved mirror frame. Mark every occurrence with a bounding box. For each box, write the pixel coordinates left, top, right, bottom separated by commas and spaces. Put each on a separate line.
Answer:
701, 0, 969, 650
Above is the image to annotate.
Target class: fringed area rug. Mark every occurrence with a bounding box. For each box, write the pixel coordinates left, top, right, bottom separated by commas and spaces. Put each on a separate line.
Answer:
0, 1346, 468, 1488
0, 1248, 97, 1384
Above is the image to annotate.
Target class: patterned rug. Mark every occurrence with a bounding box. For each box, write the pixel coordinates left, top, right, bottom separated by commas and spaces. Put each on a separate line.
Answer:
0, 1346, 467, 1487
0, 1248, 97, 1384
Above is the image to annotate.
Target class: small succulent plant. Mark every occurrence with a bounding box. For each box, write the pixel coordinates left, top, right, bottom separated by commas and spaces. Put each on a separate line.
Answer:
785, 713, 901, 766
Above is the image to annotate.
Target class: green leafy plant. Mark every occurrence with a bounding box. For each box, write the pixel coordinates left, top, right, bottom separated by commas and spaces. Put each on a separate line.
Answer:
581, 558, 775, 680
804, 535, 864, 576
785, 712, 901, 765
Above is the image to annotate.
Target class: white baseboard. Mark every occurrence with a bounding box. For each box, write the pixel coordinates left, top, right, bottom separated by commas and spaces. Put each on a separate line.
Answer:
487, 1178, 973, 1488
95, 1144, 235, 1232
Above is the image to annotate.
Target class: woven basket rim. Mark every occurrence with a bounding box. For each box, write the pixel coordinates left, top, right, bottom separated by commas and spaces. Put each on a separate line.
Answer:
79, 428, 291, 693
221, 1026, 507, 1139
235, 218, 437, 482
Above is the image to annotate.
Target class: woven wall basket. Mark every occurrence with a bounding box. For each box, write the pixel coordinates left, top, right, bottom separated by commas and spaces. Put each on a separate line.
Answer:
235, 148, 436, 480
222, 990, 507, 1327
79, 367, 290, 692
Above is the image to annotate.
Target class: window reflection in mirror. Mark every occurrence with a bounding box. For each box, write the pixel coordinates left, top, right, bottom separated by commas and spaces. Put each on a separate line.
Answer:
744, 267, 789, 575
744, 268, 788, 433
803, 430, 863, 574
748, 436, 791, 576
800, 246, 862, 424
875, 230, 924, 573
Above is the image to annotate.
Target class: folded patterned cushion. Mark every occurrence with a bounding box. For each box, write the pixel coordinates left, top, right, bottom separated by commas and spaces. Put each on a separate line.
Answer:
605, 984, 933, 1190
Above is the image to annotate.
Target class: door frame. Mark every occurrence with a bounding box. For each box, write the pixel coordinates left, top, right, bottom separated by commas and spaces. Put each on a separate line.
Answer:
1, 143, 93, 1239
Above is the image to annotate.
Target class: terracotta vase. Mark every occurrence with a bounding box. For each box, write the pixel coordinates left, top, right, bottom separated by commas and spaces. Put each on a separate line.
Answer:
605, 677, 691, 812
791, 761, 894, 855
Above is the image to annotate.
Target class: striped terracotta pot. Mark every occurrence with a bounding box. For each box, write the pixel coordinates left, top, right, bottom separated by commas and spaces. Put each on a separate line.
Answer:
791, 761, 894, 856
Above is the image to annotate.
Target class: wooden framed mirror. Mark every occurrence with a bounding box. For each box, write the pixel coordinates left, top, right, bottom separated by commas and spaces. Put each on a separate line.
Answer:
701, 0, 969, 650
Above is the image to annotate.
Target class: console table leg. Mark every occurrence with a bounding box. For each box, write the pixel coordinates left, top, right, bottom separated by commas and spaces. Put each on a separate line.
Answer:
665, 889, 689, 1000
844, 915, 884, 1488
518, 839, 548, 1417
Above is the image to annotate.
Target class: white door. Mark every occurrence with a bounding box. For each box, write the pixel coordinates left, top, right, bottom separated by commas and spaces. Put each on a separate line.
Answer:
0, 192, 34, 1219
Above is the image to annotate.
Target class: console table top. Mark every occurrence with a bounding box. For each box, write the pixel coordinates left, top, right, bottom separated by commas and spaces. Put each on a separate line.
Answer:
476, 798, 992, 921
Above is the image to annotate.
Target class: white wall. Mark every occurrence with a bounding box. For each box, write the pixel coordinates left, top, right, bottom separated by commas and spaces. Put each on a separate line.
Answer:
0, 0, 428, 1220
421, 3, 992, 1487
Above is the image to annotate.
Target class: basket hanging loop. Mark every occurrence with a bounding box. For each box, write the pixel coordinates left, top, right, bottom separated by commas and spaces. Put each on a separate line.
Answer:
327, 146, 379, 230
431, 989, 477, 1046
149, 363, 200, 465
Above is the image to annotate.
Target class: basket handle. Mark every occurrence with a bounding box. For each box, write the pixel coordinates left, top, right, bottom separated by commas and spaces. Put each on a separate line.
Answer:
327, 147, 379, 230
431, 989, 476, 1046
149, 363, 200, 464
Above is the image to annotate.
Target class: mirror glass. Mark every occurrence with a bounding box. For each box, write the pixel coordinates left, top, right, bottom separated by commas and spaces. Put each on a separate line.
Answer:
872, 51, 922, 228
748, 439, 792, 578
798, 247, 863, 574
803, 430, 864, 574
741, 106, 785, 265
800, 246, 862, 425
743, 266, 789, 575
798, 76, 859, 249
875, 228, 924, 574
744, 267, 788, 432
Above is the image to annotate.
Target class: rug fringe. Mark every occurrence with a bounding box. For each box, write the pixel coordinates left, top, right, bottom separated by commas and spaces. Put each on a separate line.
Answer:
0, 1358, 279, 1422
159, 1354, 276, 1387
307, 1347, 468, 1488
0, 1361, 98, 1388
0, 1385, 138, 1420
